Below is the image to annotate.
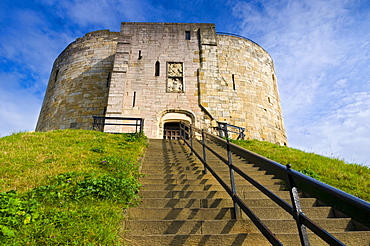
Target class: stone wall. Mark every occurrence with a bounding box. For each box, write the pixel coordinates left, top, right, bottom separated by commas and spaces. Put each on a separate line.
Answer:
197, 31, 286, 145
215, 35, 287, 145
105, 23, 214, 137
36, 22, 287, 145
36, 30, 119, 131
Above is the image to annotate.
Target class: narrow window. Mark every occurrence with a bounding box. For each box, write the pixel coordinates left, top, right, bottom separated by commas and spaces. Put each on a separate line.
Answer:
232, 74, 236, 90
185, 31, 191, 40
54, 69, 59, 83
132, 91, 136, 107
55, 69, 59, 79
138, 50, 142, 60
106, 72, 111, 87
155, 61, 160, 76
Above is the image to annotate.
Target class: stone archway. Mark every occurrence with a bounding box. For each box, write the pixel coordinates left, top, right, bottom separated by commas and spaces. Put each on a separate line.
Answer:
159, 110, 195, 139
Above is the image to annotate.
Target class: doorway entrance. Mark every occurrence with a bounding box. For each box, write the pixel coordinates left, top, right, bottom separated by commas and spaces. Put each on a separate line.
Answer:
160, 110, 194, 139
163, 122, 181, 139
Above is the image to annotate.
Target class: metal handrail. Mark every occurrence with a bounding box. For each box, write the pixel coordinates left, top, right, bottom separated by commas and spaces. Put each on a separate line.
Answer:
179, 121, 370, 246
217, 121, 245, 140
92, 116, 144, 134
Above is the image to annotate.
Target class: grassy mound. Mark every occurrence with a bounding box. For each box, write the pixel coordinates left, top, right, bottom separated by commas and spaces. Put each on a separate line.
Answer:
231, 139, 370, 202
0, 129, 147, 245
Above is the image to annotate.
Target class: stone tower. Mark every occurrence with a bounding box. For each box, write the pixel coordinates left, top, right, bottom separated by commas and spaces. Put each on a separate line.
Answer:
36, 22, 287, 145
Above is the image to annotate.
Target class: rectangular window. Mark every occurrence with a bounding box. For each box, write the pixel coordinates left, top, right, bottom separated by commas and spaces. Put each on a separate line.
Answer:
167, 62, 184, 93
185, 31, 191, 40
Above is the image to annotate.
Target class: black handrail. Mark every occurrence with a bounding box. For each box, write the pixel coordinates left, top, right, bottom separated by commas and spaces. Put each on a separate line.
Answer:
217, 121, 245, 140
92, 116, 144, 134
179, 122, 370, 246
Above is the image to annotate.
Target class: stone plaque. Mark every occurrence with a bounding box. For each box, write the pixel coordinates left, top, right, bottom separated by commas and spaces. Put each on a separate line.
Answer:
167, 77, 183, 92
168, 62, 183, 77
167, 62, 184, 92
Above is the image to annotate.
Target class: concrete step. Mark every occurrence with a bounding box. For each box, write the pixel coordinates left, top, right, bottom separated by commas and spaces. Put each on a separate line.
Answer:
124, 219, 258, 235
123, 233, 270, 246
275, 231, 370, 246
141, 173, 277, 182
123, 139, 370, 246
246, 206, 335, 220
139, 198, 318, 209
139, 177, 283, 186
141, 183, 286, 192
127, 206, 334, 220
139, 178, 220, 185
141, 165, 204, 171
138, 190, 292, 199
127, 207, 236, 220
141, 160, 202, 165
124, 231, 370, 246
124, 218, 355, 236
139, 198, 234, 208
141, 167, 268, 176
141, 163, 260, 170
261, 218, 356, 233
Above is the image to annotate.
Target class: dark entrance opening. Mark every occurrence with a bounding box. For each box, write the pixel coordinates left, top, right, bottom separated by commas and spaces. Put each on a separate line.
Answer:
163, 122, 181, 139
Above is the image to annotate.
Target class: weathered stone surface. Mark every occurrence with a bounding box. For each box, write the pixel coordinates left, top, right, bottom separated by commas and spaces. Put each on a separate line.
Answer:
36, 30, 119, 131
36, 23, 287, 145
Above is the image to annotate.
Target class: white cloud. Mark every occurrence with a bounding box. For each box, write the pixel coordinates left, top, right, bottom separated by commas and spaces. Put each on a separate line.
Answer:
0, 72, 42, 137
1, 0, 369, 167
231, 0, 370, 166
290, 92, 370, 165
0, 5, 73, 137
0, 0, 153, 138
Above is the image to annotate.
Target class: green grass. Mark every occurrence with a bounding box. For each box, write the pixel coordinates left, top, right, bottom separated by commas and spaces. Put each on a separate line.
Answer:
0, 129, 147, 245
1, 130, 369, 244
231, 139, 370, 202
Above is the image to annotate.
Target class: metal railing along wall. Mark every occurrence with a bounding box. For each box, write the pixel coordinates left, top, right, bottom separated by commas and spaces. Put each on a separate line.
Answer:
179, 122, 370, 246
217, 121, 245, 140
92, 116, 144, 134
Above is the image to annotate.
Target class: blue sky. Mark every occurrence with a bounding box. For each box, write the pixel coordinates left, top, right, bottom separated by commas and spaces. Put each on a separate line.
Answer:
1, 0, 370, 166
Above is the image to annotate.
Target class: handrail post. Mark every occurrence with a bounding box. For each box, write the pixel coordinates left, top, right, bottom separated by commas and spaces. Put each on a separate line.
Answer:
140, 118, 144, 135
181, 122, 187, 145
201, 129, 208, 174
218, 122, 223, 137
93, 117, 97, 130
179, 122, 182, 140
227, 138, 239, 219
286, 164, 310, 246
189, 124, 193, 155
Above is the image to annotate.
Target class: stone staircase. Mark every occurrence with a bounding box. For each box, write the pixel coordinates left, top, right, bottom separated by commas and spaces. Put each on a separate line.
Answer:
122, 139, 370, 245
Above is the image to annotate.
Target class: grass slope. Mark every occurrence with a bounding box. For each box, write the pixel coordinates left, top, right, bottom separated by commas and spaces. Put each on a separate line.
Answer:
232, 139, 370, 202
0, 129, 147, 245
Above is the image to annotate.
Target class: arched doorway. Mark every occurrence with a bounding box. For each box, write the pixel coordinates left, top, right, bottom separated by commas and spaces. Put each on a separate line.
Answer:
159, 110, 194, 139
163, 122, 181, 139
